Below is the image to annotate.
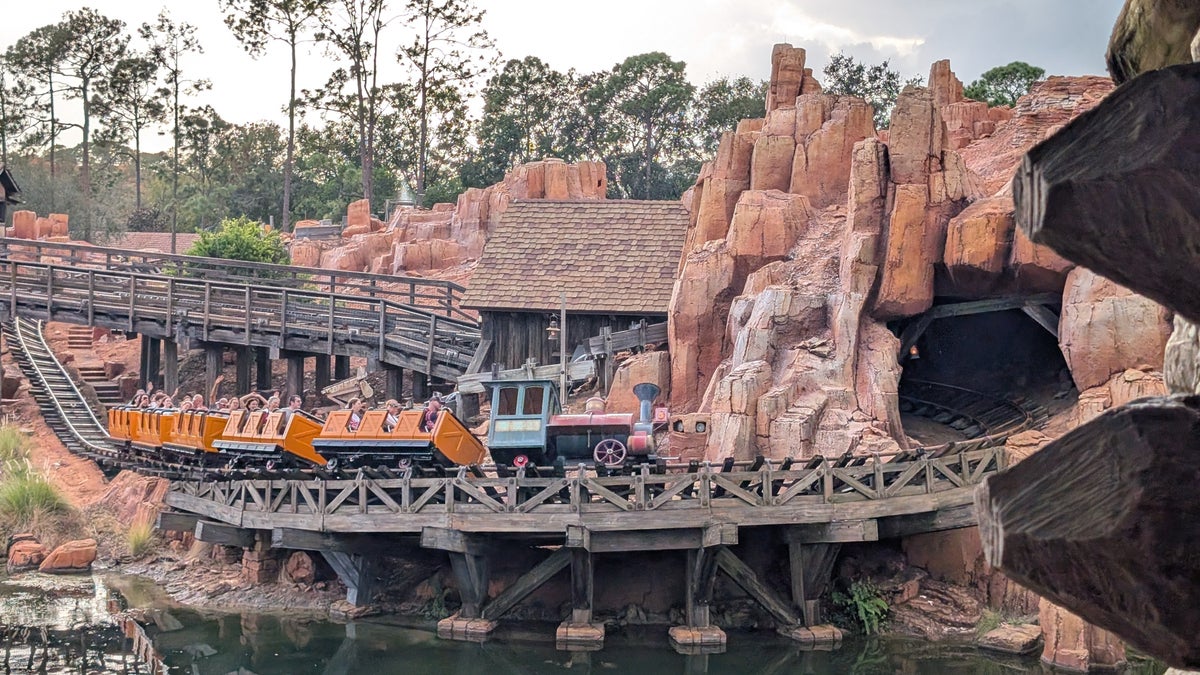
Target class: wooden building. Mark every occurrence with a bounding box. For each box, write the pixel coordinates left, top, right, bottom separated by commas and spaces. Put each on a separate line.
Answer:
462, 200, 689, 371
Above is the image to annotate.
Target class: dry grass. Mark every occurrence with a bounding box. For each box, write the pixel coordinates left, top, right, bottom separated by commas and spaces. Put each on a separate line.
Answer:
126, 522, 158, 559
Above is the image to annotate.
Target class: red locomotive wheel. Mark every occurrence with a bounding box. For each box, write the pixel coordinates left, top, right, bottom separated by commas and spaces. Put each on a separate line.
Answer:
593, 439, 627, 467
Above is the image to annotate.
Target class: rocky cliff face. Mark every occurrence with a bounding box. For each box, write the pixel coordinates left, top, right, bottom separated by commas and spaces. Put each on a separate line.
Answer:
664, 45, 1170, 467
290, 159, 606, 276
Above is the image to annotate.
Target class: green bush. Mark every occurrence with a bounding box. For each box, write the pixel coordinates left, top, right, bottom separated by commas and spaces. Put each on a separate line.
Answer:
186, 216, 290, 266
0, 468, 69, 526
0, 425, 30, 467
833, 580, 889, 635
126, 523, 157, 559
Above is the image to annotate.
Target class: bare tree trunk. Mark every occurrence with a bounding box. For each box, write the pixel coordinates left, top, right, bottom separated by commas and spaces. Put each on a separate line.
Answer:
171, 78, 179, 254
283, 38, 296, 232
134, 126, 142, 210
81, 77, 92, 241
48, 69, 56, 212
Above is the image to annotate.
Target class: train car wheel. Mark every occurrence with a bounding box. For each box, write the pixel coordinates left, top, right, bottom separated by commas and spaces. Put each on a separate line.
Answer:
593, 439, 627, 467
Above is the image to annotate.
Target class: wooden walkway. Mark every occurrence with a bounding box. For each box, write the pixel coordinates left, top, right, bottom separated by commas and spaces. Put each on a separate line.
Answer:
0, 256, 481, 381
166, 447, 1001, 536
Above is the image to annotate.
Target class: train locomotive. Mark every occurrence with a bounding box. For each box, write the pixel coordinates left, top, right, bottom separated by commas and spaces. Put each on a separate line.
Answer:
107, 380, 664, 474
485, 380, 666, 467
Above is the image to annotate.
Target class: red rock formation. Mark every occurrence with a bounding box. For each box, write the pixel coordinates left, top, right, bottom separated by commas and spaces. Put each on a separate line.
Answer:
100, 471, 170, 529
943, 195, 1015, 296
38, 538, 98, 574
1058, 268, 1171, 391
293, 159, 606, 275
789, 95, 876, 208
1040, 600, 1127, 672
606, 351, 670, 415
7, 538, 47, 572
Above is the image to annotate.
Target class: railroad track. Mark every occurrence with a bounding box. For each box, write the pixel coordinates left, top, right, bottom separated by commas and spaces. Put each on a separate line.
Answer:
899, 379, 1049, 454
7, 317, 1039, 484
4, 318, 197, 479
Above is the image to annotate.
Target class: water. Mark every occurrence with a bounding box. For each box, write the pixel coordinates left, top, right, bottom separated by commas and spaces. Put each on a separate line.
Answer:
0, 572, 1169, 675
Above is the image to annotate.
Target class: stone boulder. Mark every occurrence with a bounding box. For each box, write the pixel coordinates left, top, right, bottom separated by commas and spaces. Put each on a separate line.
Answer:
11, 210, 35, 239
284, 551, 319, 585
7, 537, 47, 573
607, 351, 670, 415
38, 539, 98, 574
789, 94, 875, 208
290, 240, 323, 268
1039, 599, 1126, 672
725, 190, 812, 278
1009, 227, 1074, 294
749, 133, 795, 192
1, 365, 22, 399
942, 195, 1014, 296
979, 624, 1043, 655
347, 199, 371, 229
100, 471, 170, 528
1058, 268, 1172, 391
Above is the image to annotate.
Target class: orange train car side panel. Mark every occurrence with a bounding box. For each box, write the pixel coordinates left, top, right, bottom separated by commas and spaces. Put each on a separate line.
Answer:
431, 411, 486, 465
108, 408, 131, 442
320, 411, 355, 438
280, 413, 325, 465
222, 411, 246, 439
390, 411, 427, 442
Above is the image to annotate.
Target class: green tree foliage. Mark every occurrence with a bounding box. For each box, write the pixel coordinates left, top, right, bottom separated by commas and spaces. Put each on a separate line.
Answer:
140, 9, 208, 252
55, 8, 130, 240
465, 56, 577, 186
693, 76, 766, 154
964, 61, 1045, 107
587, 52, 695, 199
94, 56, 164, 210
220, 0, 327, 231
4, 23, 71, 208
311, 0, 391, 202
187, 215, 289, 265
397, 0, 496, 197
822, 52, 920, 128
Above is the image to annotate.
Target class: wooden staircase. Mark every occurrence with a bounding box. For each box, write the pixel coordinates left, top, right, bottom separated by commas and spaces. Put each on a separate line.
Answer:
67, 326, 93, 350
75, 363, 123, 408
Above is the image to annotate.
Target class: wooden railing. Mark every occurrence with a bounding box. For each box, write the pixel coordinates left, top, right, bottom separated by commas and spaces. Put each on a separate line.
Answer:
0, 259, 481, 380
0, 237, 474, 323
166, 447, 1005, 533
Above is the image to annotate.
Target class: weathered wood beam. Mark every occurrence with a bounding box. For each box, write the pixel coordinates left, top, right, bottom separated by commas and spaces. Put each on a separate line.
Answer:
877, 503, 978, 539
193, 520, 256, 548
271, 528, 403, 556
565, 525, 738, 553
481, 547, 570, 621
714, 546, 800, 628
1020, 304, 1060, 339
321, 552, 378, 607
976, 396, 1200, 668
448, 551, 490, 618
785, 520, 878, 544
420, 527, 490, 555
1013, 63, 1200, 324
684, 546, 719, 628
1106, 0, 1200, 84
155, 511, 200, 533
569, 548, 594, 624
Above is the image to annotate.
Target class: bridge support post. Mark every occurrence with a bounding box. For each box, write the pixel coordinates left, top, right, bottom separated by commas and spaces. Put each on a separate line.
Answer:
334, 355, 350, 381
315, 355, 331, 396
255, 348, 271, 392
235, 347, 252, 396
140, 336, 161, 389
320, 551, 378, 607
556, 548, 604, 650
383, 365, 402, 402
410, 370, 429, 402
162, 340, 179, 395
669, 547, 725, 653
204, 344, 222, 400
422, 527, 498, 641
285, 353, 304, 401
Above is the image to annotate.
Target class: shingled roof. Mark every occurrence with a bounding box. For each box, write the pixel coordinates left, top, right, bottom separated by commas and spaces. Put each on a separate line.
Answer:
462, 200, 689, 314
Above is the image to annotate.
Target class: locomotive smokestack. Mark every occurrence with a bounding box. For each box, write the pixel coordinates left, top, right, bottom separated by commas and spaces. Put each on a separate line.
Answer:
632, 383, 660, 425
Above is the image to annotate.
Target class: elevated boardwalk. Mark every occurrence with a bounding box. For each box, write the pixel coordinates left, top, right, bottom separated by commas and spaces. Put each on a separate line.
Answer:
0, 239, 481, 389
162, 448, 1002, 650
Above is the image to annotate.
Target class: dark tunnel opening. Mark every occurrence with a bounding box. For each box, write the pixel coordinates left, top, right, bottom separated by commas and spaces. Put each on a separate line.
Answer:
897, 308, 1073, 446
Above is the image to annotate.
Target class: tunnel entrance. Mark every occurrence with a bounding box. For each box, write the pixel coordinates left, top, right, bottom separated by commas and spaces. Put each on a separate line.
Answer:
896, 304, 1072, 446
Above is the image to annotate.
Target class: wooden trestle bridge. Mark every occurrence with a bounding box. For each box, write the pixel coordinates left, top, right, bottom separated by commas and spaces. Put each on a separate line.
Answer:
0, 237, 480, 400
0, 238, 1035, 652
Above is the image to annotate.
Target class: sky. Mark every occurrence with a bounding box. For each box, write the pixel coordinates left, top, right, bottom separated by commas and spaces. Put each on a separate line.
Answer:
2, 0, 1125, 151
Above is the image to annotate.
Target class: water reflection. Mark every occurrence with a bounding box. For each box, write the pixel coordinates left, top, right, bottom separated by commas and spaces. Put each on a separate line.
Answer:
0, 572, 139, 674
0, 572, 1168, 675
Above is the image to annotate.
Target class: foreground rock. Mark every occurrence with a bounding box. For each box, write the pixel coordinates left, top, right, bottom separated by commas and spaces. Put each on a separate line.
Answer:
38, 538, 98, 574
7, 536, 47, 572
978, 623, 1043, 655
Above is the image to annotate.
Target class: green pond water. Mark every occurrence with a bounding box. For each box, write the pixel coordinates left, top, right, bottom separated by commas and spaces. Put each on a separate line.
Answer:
0, 572, 1169, 675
